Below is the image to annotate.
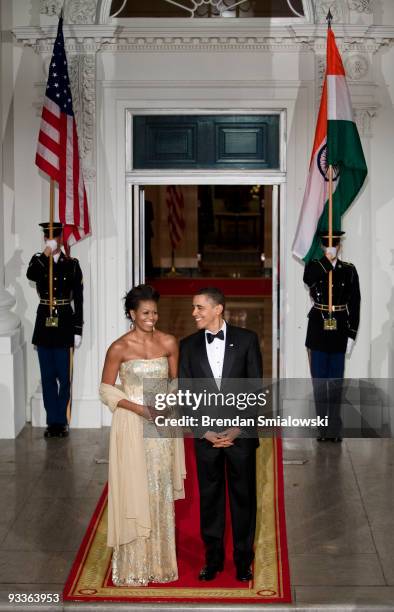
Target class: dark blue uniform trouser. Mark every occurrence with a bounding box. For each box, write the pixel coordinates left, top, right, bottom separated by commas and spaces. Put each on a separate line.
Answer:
310, 350, 345, 437
37, 346, 71, 426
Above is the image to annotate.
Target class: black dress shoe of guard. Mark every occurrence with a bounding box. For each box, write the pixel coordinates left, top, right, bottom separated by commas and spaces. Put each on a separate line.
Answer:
236, 566, 253, 582
57, 425, 69, 438
316, 436, 327, 442
330, 436, 342, 443
198, 564, 223, 581
44, 426, 58, 438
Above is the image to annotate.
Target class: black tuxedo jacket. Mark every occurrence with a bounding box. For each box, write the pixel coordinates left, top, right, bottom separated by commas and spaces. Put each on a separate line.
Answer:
179, 324, 263, 438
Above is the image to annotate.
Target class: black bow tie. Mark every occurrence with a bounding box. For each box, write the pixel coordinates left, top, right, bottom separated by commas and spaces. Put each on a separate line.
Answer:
206, 330, 224, 344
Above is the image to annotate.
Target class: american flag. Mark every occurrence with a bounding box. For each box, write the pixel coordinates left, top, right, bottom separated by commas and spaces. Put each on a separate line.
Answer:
35, 16, 90, 251
166, 185, 185, 250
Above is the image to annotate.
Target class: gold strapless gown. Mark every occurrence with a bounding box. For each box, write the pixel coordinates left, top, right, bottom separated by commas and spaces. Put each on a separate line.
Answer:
111, 357, 178, 586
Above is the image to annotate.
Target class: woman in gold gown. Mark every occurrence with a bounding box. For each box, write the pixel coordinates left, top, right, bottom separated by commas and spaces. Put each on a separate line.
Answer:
99, 285, 185, 586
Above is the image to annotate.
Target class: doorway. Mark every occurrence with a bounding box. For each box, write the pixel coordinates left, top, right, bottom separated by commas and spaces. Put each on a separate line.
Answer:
127, 181, 282, 378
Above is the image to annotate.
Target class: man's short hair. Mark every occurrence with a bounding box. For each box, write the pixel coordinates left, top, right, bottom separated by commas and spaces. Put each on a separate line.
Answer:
195, 287, 225, 310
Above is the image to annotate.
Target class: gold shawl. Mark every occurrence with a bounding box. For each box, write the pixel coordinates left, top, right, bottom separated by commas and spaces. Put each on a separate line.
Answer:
99, 382, 186, 547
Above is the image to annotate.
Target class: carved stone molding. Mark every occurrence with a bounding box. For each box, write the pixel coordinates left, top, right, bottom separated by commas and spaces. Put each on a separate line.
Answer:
41, 0, 98, 22
65, 0, 98, 24
82, 167, 96, 181
344, 54, 369, 80
40, 0, 63, 16
19, 36, 394, 56
15, 22, 394, 55
315, 1, 348, 24
349, 0, 372, 13
354, 107, 377, 137
316, 54, 326, 100
68, 54, 96, 169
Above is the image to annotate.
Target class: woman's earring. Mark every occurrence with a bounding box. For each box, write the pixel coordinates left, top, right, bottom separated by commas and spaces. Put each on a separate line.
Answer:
130, 318, 135, 330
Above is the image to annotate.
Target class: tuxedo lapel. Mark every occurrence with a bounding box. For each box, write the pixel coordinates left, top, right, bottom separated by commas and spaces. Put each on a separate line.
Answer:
196, 330, 214, 378
222, 324, 236, 380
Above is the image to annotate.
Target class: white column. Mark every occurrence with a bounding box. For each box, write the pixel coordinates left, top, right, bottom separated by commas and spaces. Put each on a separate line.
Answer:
0, 1, 26, 438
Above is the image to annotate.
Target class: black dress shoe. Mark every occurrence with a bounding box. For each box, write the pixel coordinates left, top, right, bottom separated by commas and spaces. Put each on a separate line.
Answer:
316, 436, 327, 442
198, 564, 223, 581
44, 426, 57, 438
57, 425, 69, 438
236, 566, 253, 582
330, 436, 342, 443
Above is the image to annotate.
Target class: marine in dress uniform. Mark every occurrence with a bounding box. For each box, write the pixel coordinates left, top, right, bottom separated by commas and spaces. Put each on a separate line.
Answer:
26, 222, 83, 438
303, 231, 360, 441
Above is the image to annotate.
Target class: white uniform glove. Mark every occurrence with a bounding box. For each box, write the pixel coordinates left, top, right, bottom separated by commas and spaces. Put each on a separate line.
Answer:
346, 338, 354, 355
45, 239, 58, 252
74, 334, 82, 348
324, 246, 337, 259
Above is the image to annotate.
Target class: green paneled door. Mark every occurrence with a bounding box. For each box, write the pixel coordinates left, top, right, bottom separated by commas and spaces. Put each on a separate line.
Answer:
133, 115, 280, 169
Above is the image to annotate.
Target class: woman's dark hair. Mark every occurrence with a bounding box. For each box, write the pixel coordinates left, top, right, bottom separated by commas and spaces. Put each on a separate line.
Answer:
124, 284, 160, 319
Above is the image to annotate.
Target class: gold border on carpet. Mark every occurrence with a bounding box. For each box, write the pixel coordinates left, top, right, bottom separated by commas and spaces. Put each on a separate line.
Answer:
68, 438, 286, 600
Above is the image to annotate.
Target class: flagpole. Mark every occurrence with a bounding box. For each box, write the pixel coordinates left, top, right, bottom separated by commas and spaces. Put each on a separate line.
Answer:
167, 248, 181, 277
325, 9, 336, 331
171, 248, 176, 274
49, 178, 55, 319
328, 164, 333, 320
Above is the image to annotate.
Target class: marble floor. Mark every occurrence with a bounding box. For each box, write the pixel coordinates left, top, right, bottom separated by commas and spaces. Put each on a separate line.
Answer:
0, 427, 394, 611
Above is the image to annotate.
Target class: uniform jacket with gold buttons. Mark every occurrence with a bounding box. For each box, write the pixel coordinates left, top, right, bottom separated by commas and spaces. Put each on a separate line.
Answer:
26, 251, 83, 348
303, 256, 360, 353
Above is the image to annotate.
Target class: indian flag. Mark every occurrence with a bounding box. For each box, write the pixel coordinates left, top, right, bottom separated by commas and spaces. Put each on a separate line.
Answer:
292, 27, 367, 263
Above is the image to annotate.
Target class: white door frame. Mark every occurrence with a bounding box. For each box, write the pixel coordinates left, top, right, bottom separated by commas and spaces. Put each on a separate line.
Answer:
127, 176, 285, 379
125, 109, 287, 379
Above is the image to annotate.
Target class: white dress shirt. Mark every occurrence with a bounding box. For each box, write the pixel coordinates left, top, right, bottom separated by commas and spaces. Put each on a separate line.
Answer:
205, 321, 226, 385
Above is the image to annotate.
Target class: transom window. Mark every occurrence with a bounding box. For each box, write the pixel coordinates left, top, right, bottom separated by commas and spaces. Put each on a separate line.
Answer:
110, 0, 306, 19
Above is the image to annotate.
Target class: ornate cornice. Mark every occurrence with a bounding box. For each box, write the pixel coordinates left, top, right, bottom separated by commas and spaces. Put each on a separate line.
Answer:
349, 0, 373, 13
12, 24, 394, 54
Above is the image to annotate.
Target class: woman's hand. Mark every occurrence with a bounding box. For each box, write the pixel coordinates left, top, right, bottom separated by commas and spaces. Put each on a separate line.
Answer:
142, 405, 155, 421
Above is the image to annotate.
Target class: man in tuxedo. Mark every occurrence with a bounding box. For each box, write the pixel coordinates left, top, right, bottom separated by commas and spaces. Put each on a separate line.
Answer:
179, 287, 263, 582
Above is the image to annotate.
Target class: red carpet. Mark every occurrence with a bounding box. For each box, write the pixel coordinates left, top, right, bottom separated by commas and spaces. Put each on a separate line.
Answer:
63, 437, 291, 603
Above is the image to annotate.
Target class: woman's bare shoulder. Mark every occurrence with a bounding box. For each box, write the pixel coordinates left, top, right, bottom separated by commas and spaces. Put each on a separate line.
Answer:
106, 332, 131, 356
155, 330, 178, 349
